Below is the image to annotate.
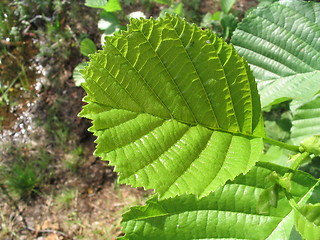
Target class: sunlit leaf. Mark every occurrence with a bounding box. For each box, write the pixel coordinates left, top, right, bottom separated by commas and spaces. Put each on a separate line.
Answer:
85, 0, 121, 12
294, 203, 320, 240
80, 15, 265, 198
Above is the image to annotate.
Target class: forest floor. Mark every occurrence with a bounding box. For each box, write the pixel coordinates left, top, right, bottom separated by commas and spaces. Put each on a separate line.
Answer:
0, 0, 258, 239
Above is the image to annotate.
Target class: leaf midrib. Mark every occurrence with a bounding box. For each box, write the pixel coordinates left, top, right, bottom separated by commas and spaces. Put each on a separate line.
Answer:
128, 21, 200, 123
87, 99, 264, 141
168, 18, 221, 128
125, 208, 283, 222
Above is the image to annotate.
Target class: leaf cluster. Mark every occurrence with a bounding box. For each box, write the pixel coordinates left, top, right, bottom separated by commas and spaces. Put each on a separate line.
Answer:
80, 0, 320, 239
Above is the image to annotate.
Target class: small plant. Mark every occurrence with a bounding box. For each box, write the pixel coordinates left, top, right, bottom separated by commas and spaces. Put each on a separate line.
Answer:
80, 1, 320, 239
37, 100, 71, 147
63, 146, 85, 173
55, 188, 77, 210
5, 163, 40, 198
201, 0, 238, 41
73, 0, 126, 86
0, 148, 52, 199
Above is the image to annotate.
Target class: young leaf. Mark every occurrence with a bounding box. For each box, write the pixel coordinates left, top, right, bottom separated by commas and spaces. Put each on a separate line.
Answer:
294, 203, 320, 240
80, 38, 97, 57
80, 15, 265, 198
260, 145, 292, 167
121, 162, 320, 239
300, 136, 320, 157
231, 1, 320, 109
150, 0, 172, 5
85, 0, 121, 12
104, 0, 121, 12
85, 0, 108, 8
291, 95, 320, 145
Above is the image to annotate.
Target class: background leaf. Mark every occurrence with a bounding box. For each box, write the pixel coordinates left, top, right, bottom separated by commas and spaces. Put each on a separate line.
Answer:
260, 146, 291, 167
80, 38, 97, 57
104, 0, 122, 12
85, 0, 108, 8
231, 1, 320, 109
150, 0, 172, 5
80, 15, 265, 198
85, 0, 121, 12
73, 62, 88, 86
121, 162, 320, 239
220, 0, 236, 14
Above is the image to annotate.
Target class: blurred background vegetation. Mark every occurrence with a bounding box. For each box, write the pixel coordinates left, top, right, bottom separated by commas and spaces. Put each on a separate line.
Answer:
4, 0, 315, 239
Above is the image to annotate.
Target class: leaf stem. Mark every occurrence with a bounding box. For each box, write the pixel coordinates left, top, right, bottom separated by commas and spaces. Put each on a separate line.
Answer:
290, 152, 310, 171
263, 136, 300, 152
282, 152, 311, 183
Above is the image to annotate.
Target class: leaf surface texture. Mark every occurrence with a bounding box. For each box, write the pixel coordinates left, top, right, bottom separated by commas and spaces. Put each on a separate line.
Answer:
231, 1, 320, 108
291, 95, 320, 145
294, 203, 320, 240
121, 162, 320, 239
80, 15, 264, 198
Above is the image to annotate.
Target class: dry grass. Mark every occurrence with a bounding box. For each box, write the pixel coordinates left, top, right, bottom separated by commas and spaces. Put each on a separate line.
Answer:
1, 181, 147, 239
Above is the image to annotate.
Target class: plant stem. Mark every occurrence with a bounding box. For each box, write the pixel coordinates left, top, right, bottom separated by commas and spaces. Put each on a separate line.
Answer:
263, 136, 300, 152
282, 152, 311, 182
290, 152, 310, 171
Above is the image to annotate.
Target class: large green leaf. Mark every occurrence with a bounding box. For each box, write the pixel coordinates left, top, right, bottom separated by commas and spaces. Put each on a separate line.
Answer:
291, 95, 320, 145
231, 1, 320, 109
80, 15, 265, 198
121, 162, 320, 239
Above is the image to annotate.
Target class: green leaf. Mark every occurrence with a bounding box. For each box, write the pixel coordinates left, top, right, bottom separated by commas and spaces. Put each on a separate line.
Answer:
80, 38, 97, 57
221, 13, 238, 40
73, 62, 88, 86
85, 0, 121, 12
291, 95, 320, 145
104, 0, 121, 12
260, 146, 291, 167
80, 15, 265, 198
121, 162, 319, 239
151, 0, 172, 5
220, 0, 236, 14
85, 0, 108, 8
98, 11, 119, 31
259, 71, 320, 109
212, 11, 221, 21
294, 203, 320, 240
159, 3, 184, 18
300, 135, 320, 157
231, 1, 320, 109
